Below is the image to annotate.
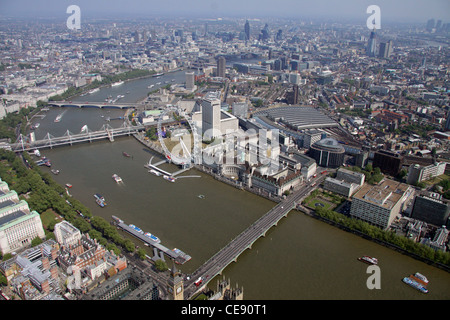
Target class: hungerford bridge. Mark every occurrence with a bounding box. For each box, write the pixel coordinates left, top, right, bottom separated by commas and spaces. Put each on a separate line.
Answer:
10, 123, 145, 152
48, 101, 137, 109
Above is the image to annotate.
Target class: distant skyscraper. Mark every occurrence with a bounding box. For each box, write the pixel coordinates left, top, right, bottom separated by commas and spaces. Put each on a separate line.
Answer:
259, 23, 270, 41
244, 20, 250, 41
367, 29, 377, 57
217, 56, 226, 78
445, 112, 450, 131
426, 18, 435, 32
379, 40, 393, 58
185, 72, 195, 90
276, 29, 283, 41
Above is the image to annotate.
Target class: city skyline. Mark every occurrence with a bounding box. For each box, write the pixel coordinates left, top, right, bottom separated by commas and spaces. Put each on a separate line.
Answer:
0, 0, 449, 23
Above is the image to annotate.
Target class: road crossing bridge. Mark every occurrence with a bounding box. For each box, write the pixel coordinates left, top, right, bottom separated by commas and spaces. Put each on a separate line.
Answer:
183, 175, 327, 299
48, 101, 137, 109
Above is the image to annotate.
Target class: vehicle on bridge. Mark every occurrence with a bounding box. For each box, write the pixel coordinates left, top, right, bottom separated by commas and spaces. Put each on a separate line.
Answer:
194, 277, 203, 287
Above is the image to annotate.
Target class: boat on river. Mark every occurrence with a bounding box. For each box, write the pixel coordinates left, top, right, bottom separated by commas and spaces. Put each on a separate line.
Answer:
112, 174, 123, 183
409, 272, 429, 286
111, 81, 124, 87
54, 114, 62, 122
358, 256, 378, 265
94, 194, 107, 207
402, 276, 428, 294
164, 175, 175, 183
149, 169, 162, 176
96, 198, 107, 207
145, 232, 160, 243
172, 248, 191, 264
94, 193, 105, 201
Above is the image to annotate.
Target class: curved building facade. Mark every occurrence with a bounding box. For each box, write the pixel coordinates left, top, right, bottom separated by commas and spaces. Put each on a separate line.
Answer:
309, 138, 345, 168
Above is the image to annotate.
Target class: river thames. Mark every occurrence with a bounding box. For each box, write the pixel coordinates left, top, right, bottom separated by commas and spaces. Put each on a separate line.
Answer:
29, 71, 450, 299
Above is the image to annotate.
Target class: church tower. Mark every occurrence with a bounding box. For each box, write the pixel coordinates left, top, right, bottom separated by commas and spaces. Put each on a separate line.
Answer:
167, 263, 184, 300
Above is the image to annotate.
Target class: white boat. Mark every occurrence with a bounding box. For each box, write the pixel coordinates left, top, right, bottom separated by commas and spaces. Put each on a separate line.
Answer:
163, 175, 175, 183
33, 149, 41, 157
54, 114, 62, 122
148, 84, 154, 88
112, 174, 123, 183
129, 224, 143, 234
88, 88, 100, 94
410, 272, 429, 286
149, 169, 162, 176
358, 256, 378, 265
144, 232, 161, 243
111, 81, 124, 87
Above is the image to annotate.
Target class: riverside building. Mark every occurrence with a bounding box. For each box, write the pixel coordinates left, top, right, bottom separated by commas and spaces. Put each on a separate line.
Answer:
350, 179, 414, 229
0, 179, 45, 255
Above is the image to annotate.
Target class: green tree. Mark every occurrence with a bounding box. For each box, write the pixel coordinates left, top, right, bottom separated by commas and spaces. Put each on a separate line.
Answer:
136, 248, 147, 260
31, 237, 43, 247
154, 259, 168, 271
123, 239, 136, 253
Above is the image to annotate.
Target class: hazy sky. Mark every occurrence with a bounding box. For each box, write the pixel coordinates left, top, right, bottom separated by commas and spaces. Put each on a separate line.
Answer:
0, 0, 449, 23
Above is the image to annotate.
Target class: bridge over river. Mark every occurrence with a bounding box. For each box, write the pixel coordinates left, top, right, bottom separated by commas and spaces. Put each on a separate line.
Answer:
183, 175, 326, 299
10, 123, 145, 152
48, 101, 137, 109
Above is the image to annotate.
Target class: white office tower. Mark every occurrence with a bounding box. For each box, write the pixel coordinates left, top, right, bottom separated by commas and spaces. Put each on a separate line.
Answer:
202, 98, 222, 140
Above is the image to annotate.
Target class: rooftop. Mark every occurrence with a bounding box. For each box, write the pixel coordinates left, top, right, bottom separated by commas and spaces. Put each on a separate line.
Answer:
352, 179, 412, 210
253, 106, 338, 131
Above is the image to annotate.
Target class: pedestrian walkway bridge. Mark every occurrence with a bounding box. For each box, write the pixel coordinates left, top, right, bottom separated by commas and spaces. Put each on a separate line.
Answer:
10, 123, 145, 152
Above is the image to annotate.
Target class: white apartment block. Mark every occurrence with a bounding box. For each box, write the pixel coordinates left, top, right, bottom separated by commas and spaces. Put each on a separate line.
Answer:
407, 162, 447, 185
54, 221, 82, 247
